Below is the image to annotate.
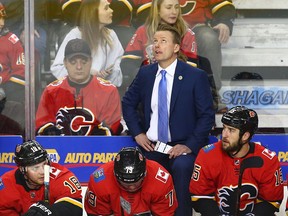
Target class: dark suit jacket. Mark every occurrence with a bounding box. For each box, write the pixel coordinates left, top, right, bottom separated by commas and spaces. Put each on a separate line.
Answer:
122, 60, 215, 155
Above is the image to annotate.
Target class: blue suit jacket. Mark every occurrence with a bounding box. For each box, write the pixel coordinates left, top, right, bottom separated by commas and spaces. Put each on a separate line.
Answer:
122, 60, 215, 155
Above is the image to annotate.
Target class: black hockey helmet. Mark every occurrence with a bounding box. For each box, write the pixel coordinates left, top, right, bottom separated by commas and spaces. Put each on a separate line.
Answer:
0, 2, 6, 17
14, 140, 48, 167
221, 106, 258, 137
114, 147, 146, 183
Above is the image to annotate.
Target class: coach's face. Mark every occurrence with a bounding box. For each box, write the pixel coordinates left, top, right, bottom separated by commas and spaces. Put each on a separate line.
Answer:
153, 30, 180, 68
64, 55, 92, 84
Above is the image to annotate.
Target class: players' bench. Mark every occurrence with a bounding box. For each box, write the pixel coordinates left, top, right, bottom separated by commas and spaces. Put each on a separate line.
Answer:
221, 0, 288, 79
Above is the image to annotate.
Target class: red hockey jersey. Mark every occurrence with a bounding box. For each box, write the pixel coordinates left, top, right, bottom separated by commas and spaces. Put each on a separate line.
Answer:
190, 141, 284, 215
0, 31, 25, 85
36, 76, 122, 135
85, 159, 178, 215
0, 162, 82, 216
179, 0, 235, 28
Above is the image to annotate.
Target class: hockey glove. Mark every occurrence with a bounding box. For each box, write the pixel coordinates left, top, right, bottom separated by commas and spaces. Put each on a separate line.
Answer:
41, 125, 63, 135
23, 201, 56, 216
90, 122, 112, 136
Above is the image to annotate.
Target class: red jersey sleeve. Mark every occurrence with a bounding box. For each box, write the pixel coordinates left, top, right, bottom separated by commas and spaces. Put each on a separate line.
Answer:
85, 163, 115, 215
0, 170, 24, 216
0, 32, 25, 85
256, 147, 284, 204
145, 162, 178, 216
49, 163, 83, 207
95, 78, 122, 134
124, 25, 147, 60
190, 144, 220, 198
180, 29, 198, 67
180, 0, 235, 29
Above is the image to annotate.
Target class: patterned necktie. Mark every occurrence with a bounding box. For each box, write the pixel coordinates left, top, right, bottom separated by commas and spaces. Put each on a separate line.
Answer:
158, 70, 168, 143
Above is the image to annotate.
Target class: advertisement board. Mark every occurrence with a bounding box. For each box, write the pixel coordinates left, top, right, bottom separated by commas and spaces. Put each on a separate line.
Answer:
220, 82, 288, 110
0, 135, 287, 183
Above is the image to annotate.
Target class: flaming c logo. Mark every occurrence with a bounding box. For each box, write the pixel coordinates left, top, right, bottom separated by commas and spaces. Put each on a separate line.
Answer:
56, 107, 99, 135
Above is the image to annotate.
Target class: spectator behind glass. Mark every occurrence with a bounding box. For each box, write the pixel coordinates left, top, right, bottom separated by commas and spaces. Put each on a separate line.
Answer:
0, 2, 25, 132
85, 147, 178, 215
122, 24, 215, 216
190, 106, 284, 215
0, 140, 83, 216
121, 0, 199, 97
36, 38, 123, 136
51, 0, 124, 87
2, 0, 47, 67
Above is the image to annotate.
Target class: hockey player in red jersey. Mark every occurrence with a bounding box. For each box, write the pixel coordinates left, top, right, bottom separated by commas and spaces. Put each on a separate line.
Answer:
85, 147, 178, 215
36, 38, 122, 136
0, 140, 83, 216
190, 106, 284, 215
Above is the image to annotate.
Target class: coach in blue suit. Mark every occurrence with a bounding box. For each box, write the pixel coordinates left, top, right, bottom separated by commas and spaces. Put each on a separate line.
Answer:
122, 24, 215, 216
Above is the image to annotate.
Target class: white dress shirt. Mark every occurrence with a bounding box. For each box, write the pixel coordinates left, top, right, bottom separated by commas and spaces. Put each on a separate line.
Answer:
146, 59, 177, 142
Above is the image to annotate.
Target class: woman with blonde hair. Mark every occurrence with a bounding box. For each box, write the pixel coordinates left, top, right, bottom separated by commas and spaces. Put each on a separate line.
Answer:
51, 0, 123, 87
145, 0, 190, 50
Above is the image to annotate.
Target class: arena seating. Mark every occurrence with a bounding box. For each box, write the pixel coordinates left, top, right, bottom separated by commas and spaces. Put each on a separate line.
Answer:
222, 0, 288, 80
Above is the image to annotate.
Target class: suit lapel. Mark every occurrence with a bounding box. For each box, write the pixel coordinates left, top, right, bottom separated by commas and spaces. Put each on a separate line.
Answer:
145, 64, 158, 122
170, 61, 184, 113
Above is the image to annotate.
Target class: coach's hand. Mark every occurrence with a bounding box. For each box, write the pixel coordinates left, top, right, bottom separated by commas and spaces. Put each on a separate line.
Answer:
168, 144, 192, 159
135, 133, 154, 152
23, 201, 55, 216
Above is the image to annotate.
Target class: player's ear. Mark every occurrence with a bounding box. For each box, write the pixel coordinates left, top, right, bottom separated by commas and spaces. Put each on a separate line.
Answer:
19, 166, 25, 174
242, 131, 250, 142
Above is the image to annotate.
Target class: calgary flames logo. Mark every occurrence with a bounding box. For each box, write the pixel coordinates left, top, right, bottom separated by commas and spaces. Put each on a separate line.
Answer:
218, 185, 238, 214
56, 106, 98, 135
218, 184, 258, 215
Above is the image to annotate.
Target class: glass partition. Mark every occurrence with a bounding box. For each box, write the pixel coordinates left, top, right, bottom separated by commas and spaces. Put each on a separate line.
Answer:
1, 0, 287, 138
